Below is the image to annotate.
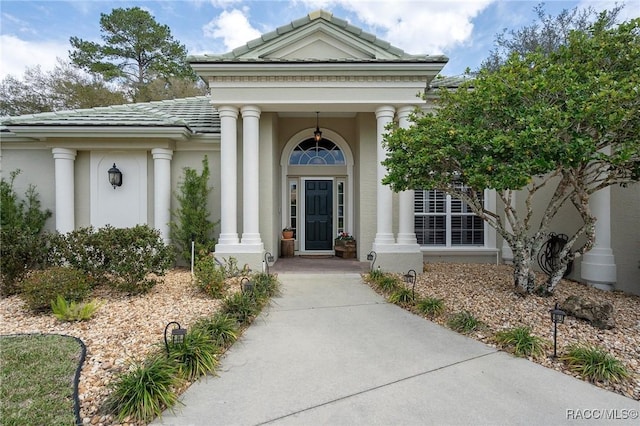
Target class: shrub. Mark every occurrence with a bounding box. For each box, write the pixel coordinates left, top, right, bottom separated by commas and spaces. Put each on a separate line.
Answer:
368, 268, 383, 283
168, 329, 219, 381
415, 297, 445, 318
20, 267, 89, 312
48, 225, 174, 294
193, 313, 238, 349
388, 287, 414, 305
561, 344, 629, 383
104, 355, 181, 423
51, 296, 103, 321
447, 311, 483, 334
494, 326, 547, 358
193, 253, 226, 298
0, 170, 51, 296
221, 291, 260, 325
252, 272, 280, 302
377, 275, 400, 293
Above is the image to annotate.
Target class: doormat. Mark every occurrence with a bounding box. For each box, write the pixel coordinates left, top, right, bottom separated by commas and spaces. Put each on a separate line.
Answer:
299, 255, 335, 259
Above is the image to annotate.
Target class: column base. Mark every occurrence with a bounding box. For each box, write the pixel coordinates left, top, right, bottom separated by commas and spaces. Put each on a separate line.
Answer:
396, 233, 418, 245
214, 245, 265, 273
241, 233, 263, 246
217, 233, 239, 245
374, 233, 395, 245
370, 243, 423, 273
581, 248, 616, 291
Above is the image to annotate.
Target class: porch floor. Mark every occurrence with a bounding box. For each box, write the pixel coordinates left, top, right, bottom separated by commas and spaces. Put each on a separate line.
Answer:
271, 255, 369, 274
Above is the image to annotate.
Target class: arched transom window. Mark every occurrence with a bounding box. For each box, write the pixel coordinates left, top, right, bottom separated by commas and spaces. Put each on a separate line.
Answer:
289, 138, 345, 165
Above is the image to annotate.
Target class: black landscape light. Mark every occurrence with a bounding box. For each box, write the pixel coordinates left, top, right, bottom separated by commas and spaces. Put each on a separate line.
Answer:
549, 302, 566, 358
403, 269, 417, 300
164, 321, 187, 355
108, 163, 122, 189
367, 251, 377, 271
264, 251, 274, 275
241, 277, 254, 293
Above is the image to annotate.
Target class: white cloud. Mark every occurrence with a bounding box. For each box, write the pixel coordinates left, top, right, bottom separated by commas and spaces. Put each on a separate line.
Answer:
0, 35, 68, 80
202, 8, 262, 50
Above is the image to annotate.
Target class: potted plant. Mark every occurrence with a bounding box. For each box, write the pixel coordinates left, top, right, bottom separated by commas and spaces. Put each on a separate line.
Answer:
334, 232, 356, 258
282, 227, 294, 239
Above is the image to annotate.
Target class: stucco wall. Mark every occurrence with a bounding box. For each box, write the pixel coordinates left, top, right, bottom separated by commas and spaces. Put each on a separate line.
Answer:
610, 182, 640, 295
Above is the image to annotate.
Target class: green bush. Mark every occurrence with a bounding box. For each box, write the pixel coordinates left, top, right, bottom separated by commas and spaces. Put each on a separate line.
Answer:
168, 329, 219, 381
561, 344, 629, 383
221, 291, 260, 325
447, 311, 483, 334
193, 313, 238, 349
415, 297, 445, 318
193, 253, 226, 298
252, 272, 281, 302
104, 355, 181, 423
48, 225, 174, 294
377, 275, 400, 293
388, 287, 414, 305
494, 326, 547, 358
20, 267, 90, 313
51, 296, 103, 321
0, 170, 51, 296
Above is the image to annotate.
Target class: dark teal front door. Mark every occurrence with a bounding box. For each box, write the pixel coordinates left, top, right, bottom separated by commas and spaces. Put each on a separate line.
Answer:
305, 180, 333, 250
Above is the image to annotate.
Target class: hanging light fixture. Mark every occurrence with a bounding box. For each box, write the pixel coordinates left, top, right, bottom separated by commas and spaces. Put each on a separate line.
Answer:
313, 112, 322, 143
108, 163, 122, 189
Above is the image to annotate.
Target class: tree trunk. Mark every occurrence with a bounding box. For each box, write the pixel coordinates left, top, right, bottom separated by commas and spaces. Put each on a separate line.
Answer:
512, 243, 537, 294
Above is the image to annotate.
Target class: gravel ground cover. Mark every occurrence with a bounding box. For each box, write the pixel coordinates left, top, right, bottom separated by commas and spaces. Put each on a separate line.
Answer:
1, 264, 638, 426
373, 263, 640, 401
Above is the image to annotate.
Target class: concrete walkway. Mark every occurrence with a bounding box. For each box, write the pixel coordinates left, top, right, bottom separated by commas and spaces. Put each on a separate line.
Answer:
154, 273, 639, 426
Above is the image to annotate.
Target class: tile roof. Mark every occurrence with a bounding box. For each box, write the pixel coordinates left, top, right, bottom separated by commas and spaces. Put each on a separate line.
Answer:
1, 96, 219, 134
429, 75, 475, 89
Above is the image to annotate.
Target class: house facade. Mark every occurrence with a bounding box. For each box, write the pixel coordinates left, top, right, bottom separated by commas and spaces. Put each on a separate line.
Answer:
1, 10, 638, 295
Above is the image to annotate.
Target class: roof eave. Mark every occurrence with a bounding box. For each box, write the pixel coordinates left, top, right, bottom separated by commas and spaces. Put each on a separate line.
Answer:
3, 125, 194, 141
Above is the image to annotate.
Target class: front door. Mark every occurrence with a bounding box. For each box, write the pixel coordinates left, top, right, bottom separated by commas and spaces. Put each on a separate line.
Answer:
305, 180, 333, 250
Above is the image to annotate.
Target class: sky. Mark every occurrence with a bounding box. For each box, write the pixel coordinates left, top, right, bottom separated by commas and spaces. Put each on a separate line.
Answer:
1, 0, 638, 80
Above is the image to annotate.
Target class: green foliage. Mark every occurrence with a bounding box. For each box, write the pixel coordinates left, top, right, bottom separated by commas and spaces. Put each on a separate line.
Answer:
388, 287, 414, 305
192, 313, 238, 349
219, 257, 251, 278
0, 334, 80, 426
369, 268, 383, 282
383, 15, 640, 294
377, 276, 400, 293
494, 327, 547, 358
561, 345, 629, 383
0, 170, 51, 296
252, 272, 281, 301
104, 355, 181, 423
69, 6, 196, 101
20, 267, 89, 313
167, 329, 219, 381
170, 157, 217, 264
48, 225, 174, 294
221, 291, 260, 325
193, 253, 226, 298
415, 297, 445, 318
447, 311, 483, 334
51, 296, 103, 321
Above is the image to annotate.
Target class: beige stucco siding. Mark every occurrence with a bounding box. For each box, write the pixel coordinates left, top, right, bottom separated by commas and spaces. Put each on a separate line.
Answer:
610, 183, 640, 294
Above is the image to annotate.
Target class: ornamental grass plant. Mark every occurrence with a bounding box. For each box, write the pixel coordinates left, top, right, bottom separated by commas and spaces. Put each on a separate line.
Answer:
561, 344, 629, 383
494, 326, 547, 358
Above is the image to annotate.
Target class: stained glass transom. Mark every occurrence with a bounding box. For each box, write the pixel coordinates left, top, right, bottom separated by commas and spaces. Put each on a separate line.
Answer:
289, 138, 345, 165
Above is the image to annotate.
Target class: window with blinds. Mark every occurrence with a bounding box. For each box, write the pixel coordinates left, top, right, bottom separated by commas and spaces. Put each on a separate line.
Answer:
414, 187, 484, 246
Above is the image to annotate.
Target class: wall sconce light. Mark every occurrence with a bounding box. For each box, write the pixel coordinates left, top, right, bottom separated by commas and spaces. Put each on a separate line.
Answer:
366, 250, 377, 271
549, 302, 566, 358
264, 251, 274, 275
403, 269, 417, 301
313, 112, 322, 143
108, 163, 123, 189
164, 321, 187, 355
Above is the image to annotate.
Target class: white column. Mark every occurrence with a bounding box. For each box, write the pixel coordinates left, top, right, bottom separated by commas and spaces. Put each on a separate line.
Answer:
217, 106, 240, 246
151, 148, 173, 244
396, 106, 418, 246
373, 106, 395, 247
581, 186, 617, 290
52, 148, 76, 233
240, 105, 263, 248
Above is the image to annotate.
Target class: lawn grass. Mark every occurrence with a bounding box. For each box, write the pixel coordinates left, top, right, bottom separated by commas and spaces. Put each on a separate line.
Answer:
0, 334, 82, 426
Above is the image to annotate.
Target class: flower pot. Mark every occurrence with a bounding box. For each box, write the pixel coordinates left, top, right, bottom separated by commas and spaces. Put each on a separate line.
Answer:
282, 230, 294, 239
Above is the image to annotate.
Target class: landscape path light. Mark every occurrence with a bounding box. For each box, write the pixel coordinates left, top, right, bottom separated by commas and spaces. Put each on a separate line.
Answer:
403, 269, 417, 301
264, 251, 274, 275
241, 277, 254, 294
164, 321, 186, 355
366, 251, 377, 271
549, 302, 566, 358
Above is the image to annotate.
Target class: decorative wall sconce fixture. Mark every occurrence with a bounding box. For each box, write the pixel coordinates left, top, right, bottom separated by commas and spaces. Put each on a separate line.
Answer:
549, 302, 566, 358
264, 251, 274, 275
313, 112, 322, 143
164, 321, 187, 355
108, 163, 122, 189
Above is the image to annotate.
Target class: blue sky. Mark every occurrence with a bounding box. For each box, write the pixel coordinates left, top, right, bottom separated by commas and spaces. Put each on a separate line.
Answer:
1, 0, 637, 80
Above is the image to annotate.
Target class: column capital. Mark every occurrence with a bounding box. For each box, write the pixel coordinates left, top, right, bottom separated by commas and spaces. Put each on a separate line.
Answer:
375, 105, 395, 120
151, 148, 173, 161
217, 105, 239, 119
240, 105, 261, 118
397, 105, 417, 122
52, 148, 77, 160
